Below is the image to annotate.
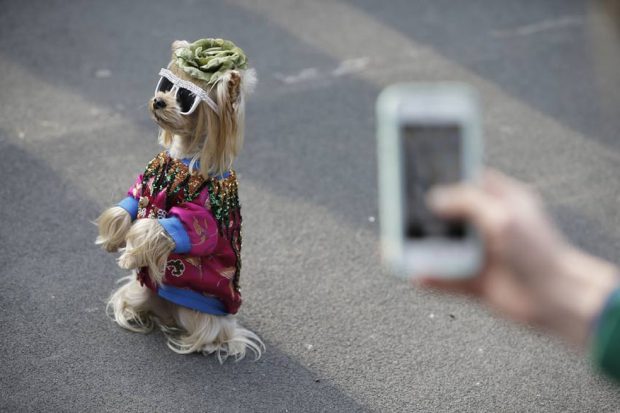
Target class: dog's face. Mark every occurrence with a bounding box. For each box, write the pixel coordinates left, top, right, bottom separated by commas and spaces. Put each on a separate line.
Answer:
148, 39, 254, 176
148, 63, 204, 136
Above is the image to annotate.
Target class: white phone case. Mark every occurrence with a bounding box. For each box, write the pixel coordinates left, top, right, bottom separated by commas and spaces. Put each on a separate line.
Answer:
376, 83, 483, 278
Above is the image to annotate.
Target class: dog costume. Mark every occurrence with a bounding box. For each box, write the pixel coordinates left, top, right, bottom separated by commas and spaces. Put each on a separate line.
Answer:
118, 152, 242, 315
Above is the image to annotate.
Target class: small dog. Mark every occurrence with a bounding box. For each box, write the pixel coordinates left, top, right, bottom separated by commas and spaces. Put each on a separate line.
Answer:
96, 38, 263, 362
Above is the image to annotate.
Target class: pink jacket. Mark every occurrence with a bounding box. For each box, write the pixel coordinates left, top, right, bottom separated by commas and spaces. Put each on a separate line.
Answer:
118, 151, 242, 315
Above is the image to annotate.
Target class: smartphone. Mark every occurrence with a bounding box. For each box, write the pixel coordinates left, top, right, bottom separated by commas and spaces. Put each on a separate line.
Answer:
376, 83, 483, 278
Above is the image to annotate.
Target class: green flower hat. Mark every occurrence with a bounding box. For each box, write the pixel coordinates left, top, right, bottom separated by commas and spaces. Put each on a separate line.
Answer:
174, 38, 248, 85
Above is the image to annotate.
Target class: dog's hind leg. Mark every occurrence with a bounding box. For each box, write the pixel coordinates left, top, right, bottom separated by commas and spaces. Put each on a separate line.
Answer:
106, 272, 173, 333
165, 307, 265, 363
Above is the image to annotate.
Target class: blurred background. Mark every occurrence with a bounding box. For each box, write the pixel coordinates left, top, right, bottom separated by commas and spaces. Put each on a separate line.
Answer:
2, 1, 620, 411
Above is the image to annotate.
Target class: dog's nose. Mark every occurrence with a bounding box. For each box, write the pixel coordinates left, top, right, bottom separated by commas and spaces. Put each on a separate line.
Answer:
153, 97, 166, 109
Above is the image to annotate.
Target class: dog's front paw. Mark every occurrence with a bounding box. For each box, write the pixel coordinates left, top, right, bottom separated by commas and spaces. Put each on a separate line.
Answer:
117, 219, 175, 284
95, 206, 132, 252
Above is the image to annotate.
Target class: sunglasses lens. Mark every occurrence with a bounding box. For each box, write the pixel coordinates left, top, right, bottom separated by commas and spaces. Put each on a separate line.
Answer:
177, 88, 197, 113
157, 77, 174, 93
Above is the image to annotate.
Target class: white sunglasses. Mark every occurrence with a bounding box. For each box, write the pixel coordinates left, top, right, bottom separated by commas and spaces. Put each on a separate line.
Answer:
155, 68, 219, 115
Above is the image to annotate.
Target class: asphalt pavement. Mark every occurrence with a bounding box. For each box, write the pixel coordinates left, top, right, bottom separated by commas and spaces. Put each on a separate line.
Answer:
2, 1, 620, 411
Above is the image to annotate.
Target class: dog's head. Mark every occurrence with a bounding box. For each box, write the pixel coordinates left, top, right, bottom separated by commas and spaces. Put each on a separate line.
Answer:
149, 39, 256, 177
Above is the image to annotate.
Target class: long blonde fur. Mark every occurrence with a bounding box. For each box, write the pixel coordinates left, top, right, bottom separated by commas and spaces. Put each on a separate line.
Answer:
106, 274, 172, 333
95, 206, 132, 252
155, 61, 250, 177
165, 307, 264, 362
107, 274, 264, 362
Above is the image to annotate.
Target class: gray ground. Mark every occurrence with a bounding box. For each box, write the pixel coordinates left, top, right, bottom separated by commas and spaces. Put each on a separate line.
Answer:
2, 1, 620, 412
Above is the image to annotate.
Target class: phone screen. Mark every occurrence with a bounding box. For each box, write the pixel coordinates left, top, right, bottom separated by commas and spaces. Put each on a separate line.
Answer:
402, 124, 466, 240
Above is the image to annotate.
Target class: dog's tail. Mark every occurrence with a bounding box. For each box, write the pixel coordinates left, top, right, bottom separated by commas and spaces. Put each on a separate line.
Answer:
163, 307, 265, 363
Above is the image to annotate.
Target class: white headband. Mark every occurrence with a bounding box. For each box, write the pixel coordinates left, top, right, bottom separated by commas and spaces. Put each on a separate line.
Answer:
158, 68, 219, 113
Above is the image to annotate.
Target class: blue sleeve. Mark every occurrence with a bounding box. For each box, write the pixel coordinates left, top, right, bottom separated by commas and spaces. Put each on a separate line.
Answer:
159, 217, 191, 254
117, 196, 139, 220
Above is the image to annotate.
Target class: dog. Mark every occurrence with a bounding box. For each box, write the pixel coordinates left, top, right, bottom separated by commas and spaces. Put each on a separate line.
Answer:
95, 38, 263, 362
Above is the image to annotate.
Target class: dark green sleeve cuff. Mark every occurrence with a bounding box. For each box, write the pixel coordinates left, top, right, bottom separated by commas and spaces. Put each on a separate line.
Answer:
592, 286, 620, 382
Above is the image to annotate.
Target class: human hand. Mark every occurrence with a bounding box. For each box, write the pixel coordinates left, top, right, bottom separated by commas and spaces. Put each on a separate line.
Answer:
419, 169, 619, 346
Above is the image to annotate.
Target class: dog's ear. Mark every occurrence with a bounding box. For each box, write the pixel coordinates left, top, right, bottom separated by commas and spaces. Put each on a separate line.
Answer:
227, 70, 242, 107
171, 40, 190, 52
199, 70, 244, 177
214, 70, 242, 132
